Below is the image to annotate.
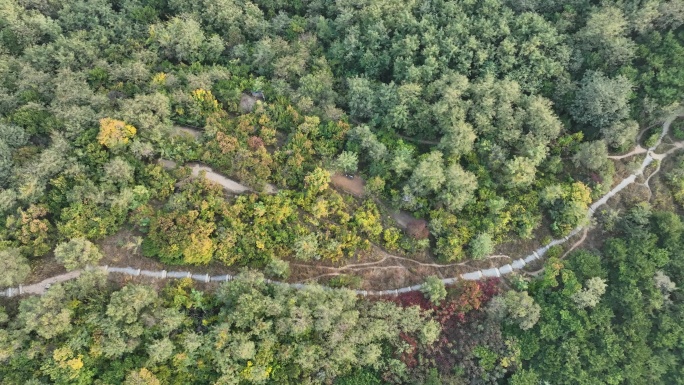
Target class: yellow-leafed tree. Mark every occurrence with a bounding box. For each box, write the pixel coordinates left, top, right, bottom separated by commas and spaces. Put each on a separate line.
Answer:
98, 118, 136, 149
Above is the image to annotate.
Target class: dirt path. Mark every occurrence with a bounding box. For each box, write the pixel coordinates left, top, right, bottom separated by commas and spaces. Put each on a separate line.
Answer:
389, 210, 417, 228
651, 140, 684, 161
4, 270, 83, 296
330, 173, 365, 196
3, 111, 683, 298
561, 228, 589, 259
159, 161, 278, 194
608, 145, 647, 160
188, 163, 252, 193
163, 125, 278, 194
189, 164, 278, 194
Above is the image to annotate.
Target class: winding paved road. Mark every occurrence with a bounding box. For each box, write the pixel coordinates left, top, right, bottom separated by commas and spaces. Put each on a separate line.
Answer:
2, 111, 683, 298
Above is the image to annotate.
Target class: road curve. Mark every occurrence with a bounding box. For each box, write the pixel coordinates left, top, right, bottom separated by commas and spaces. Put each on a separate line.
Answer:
2, 110, 683, 298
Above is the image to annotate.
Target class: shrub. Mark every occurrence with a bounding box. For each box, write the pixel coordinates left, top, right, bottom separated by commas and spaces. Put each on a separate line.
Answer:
469, 233, 493, 260
266, 258, 290, 279
545, 245, 563, 259
406, 219, 429, 240
421, 276, 447, 304
294, 233, 320, 261
334, 369, 382, 385
54, 238, 104, 271
672, 119, 684, 140
327, 274, 362, 289
0, 248, 30, 287
382, 228, 401, 250
644, 131, 660, 148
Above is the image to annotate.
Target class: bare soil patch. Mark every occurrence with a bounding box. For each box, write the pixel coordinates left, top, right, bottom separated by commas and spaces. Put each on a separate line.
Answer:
389, 210, 418, 228
25, 255, 66, 285
331, 173, 365, 196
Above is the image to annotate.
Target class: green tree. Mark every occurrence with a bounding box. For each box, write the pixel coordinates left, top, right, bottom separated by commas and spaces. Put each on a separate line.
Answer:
266, 258, 290, 278
100, 285, 172, 358
421, 276, 447, 304
304, 167, 331, 197
489, 290, 540, 331
571, 277, 607, 309
573, 140, 609, 172
124, 368, 161, 385
571, 71, 632, 133
408, 151, 445, 196
17, 284, 73, 339
0, 248, 30, 287
601, 120, 639, 151
0, 124, 28, 148
147, 338, 174, 364
0, 140, 13, 187
119, 93, 171, 142
469, 233, 494, 260
438, 120, 476, 157
335, 151, 358, 174
576, 6, 636, 69
103, 157, 135, 187
349, 125, 388, 162
505, 156, 537, 188
390, 143, 415, 177
346, 77, 376, 120
150, 16, 224, 63
509, 369, 540, 385
439, 163, 477, 212
54, 238, 104, 271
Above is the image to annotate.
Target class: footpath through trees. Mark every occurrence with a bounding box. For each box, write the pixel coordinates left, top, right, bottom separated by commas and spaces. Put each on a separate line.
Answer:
3, 110, 683, 298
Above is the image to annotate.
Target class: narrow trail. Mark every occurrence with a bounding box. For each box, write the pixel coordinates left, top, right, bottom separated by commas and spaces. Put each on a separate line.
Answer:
643, 141, 684, 198
644, 160, 662, 199
20, 270, 82, 295
290, 256, 391, 270
3, 111, 683, 298
389, 210, 415, 228
561, 228, 589, 260
160, 160, 278, 194
287, 246, 511, 272
188, 163, 252, 193
607, 145, 647, 160
162, 125, 278, 194
526, 228, 589, 277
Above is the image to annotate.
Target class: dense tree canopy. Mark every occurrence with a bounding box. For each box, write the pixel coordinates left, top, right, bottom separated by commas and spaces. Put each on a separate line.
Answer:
0, 271, 441, 384
507, 206, 684, 384
0, 0, 680, 265
0, 0, 683, 383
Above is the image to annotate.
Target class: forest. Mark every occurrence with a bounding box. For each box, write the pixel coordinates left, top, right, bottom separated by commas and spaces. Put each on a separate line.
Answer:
0, 0, 683, 383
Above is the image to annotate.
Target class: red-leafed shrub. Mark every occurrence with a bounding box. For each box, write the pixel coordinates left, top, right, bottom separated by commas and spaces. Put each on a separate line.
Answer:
391, 279, 500, 324
399, 332, 419, 368
385, 279, 503, 375
394, 290, 434, 310
247, 135, 264, 150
